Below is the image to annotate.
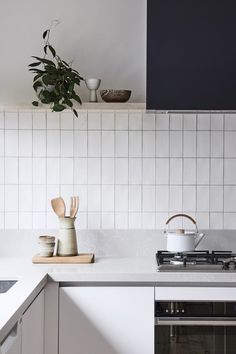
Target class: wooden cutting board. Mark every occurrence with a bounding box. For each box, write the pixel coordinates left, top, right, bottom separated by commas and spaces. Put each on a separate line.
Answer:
32, 253, 95, 264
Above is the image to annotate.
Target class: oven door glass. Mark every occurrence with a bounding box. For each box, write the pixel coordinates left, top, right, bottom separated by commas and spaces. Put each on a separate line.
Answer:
155, 325, 236, 354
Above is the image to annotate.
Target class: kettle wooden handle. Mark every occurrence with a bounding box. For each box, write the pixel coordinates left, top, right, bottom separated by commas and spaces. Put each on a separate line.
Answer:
165, 214, 196, 225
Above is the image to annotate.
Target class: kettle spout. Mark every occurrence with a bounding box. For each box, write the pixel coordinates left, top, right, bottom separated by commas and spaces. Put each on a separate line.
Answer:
195, 232, 205, 248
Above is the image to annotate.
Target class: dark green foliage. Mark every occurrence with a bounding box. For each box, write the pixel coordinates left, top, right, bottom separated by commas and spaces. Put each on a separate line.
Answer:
28, 28, 83, 117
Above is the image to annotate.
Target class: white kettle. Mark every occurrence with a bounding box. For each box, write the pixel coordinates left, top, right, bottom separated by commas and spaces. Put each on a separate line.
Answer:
164, 214, 205, 253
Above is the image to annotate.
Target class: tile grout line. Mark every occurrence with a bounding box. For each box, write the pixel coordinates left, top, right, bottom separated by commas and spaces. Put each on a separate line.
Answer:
223, 113, 225, 229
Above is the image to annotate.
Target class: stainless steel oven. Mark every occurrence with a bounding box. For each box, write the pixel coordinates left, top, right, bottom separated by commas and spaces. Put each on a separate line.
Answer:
155, 301, 236, 354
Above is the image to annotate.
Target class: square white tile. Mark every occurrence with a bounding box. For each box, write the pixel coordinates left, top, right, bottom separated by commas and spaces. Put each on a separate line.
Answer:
87, 185, 101, 212
210, 159, 223, 185
33, 185, 46, 212
101, 213, 114, 229
197, 114, 210, 130
5, 112, 18, 129
183, 131, 196, 157
143, 185, 156, 212
197, 131, 210, 157
115, 212, 128, 229
129, 213, 142, 229
61, 131, 74, 157
75, 212, 87, 229
101, 111, 114, 130
143, 112, 155, 130
88, 158, 101, 184
5, 212, 18, 229
88, 131, 101, 157
101, 185, 114, 212
142, 212, 156, 229
33, 112, 46, 129
0, 158, 4, 184
74, 131, 87, 157
47, 158, 60, 184
223, 213, 236, 229
143, 131, 155, 157
129, 158, 142, 184
210, 213, 223, 229
156, 158, 169, 184
129, 131, 142, 157
60, 158, 73, 184
5, 185, 18, 212
170, 114, 183, 130
47, 130, 60, 156
224, 159, 236, 185
33, 212, 46, 229
88, 112, 101, 130
170, 158, 182, 185
47, 112, 60, 129
156, 113, 169, 130
156, 186, 169, 212
197, 159, 209, 185
74, 158, 87, 184
156, 131, 169, 157
224, 186, 236, 212
143, 158, 155, 184
19, 158, 32, 184
33, 131, 46, 157
19, 130, 32, 156
115, 131, 128, 157
195, 212, 209, 229
73, 185, 88, 212
183, 114, 196, 130
225, 114, 236, 130
19, 185, 32, 212
5, 130, 18, 156
33, 157, 46, 184
115, 185, 128, 212
156, 212, 169, 229
115, 158, 128, 184
170, 131, 182, 157
183, 185, 196, 212
211, 114, 224, 130
225, 132, 236, 158
5, 158, 18, 184
61, 112, 74, 129
101, 158, 114, 184
102, 131, 114, 157
169, 186, 182, 212
197, 186, 209, 212
211, 131, 223, 158
115, 112, 128, 130
128, 185, 141, 212
210, 186, 223, 212
0, 131, 4, 156
129, 112, 142, 130
19, 112, 32, 129
74, 111, 87, 130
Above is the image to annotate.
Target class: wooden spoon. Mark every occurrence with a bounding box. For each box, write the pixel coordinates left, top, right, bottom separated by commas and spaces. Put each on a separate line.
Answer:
70, 196, 79, 218
51, 197, 66, 218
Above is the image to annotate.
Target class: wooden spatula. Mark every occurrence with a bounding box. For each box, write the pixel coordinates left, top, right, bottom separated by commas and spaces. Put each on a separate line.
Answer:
51, 197, 66, 218
70, 196, 79, 218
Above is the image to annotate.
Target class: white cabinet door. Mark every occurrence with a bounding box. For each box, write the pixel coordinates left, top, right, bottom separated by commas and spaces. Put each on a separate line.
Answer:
59, 287, 154, 354
21, 290, 44, 354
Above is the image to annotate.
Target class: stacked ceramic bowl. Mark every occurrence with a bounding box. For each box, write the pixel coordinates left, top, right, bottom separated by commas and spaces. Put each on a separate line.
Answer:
38, 236, 55, 257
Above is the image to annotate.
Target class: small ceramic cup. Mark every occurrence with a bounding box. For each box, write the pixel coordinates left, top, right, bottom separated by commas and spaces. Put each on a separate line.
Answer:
38, 236, 55, 257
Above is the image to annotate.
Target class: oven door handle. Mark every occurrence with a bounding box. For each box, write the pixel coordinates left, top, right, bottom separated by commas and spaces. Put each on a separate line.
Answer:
155, 317, 236, 326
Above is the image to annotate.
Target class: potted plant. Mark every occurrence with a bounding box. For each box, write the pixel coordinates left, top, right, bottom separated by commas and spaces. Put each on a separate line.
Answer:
28, 27, 83, 117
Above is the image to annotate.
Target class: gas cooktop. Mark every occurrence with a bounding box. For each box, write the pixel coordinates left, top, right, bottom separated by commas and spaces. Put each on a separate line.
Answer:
156, 250, 236, 272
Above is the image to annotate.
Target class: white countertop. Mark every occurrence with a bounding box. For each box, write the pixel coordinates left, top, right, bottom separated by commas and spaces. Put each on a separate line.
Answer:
1, 255, 236, 342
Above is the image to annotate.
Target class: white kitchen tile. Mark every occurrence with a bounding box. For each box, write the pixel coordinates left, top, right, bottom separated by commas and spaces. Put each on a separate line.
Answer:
183, 131, 196, 157
5, 112, 18, 129
75, 212, 87, 229
183, 114, 196, 130
74, 131, 87, 157
210, 186, 223, 212
195, 213, 209, 229
129, 158, 142, 184
170, 114, 183, 130
225, 132, 236, 158
156, 158, 169, 184
211, 114, 224, 130
143, 112, 155, 130
129, 185, 141, 212
5, 185, 18, 212
74, 111, 87, 130
46, 185, 59, 211
32, 158, 46, 185
210, 159, 223, 185
156, 212, 169, 229
224, 159, 236, 184
197, 159, 209, 185
156, 113, 169, 130
225, 114, 236, 130
115, 158, 128, 184
60, 185, 74, 209
0, 158, 4, 184
73, 185, 88, 212
170, 159, 182, 185
197, 114, 210, 130
223, 213, 236, 229
102, 185, 114, 212
5, 213, 18, 229
33, 185, 46, 212
183, 159, 196, 185
170, 131, 182, 157
0, 131, 4, 156
5, 130, 18, 156
47, 158, 60, 184
129, 213, 142, 229
19, 185, 32, 211
60, 158, 73, 184
101, 111, 114, 130
19, 158, 32, 184
0, 186, 4, 212
143, 186, 155, 212
102, 131, 114, 157
101, 213, 114, 229
183, 185, 196, 212
74, 158, 87, 184
61, 112, 74, 129
156, 186, 169, 212
143, 131, 155, 157
47, 130, 60, 156
115, 112, 128, 130
143, 158, 155, 184
101, 158, 114, 184
142, 213, 156, 229
88, 112, 101, 130
88, 158, 101, 184
156, 131, 169, 157
19, 130, 32, 156
169, 186, 182, 212
87, 185, 101, 212
210, 213, 223, 229
5, 158, 18, 184
224, 186, 236, 212
115, 131, 128, 157
197, 131, 210, 157
0, 112, 4, 129
115, 185, 128, 212
33, 130, 46, 156
88, 131, 101, 157
129, 112, 142, 130
115, 212, 128, 229
33, 212, 46, 229
46, 212, 58, 229
33, 112, 46, 130
47, 112, 60, 129
60, 131, 74, 157
197, 186, 209, 212
129, 131, 142, 157
19, 112, 32, 129
211, 131, 223, 157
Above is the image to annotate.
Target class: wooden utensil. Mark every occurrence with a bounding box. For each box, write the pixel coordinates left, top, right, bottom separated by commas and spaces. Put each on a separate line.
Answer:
70, 196, 79, 218
51, 197, 66, 218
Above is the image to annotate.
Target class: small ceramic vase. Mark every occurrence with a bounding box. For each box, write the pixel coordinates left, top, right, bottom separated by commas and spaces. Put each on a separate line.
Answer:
38, 236, 55, 257
85, 78, 101, 102
57, 217, 78, 256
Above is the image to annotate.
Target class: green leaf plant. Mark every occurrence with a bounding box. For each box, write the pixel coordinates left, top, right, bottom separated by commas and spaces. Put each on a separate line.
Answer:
29, 26, 83, 117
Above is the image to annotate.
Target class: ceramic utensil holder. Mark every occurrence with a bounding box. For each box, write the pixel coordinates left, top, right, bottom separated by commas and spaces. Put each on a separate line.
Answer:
57, 217, 78, 256
38, 236, 55, 257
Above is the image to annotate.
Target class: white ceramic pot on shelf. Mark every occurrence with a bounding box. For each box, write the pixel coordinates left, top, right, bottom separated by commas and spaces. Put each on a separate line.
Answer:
57, 217, 78, 256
